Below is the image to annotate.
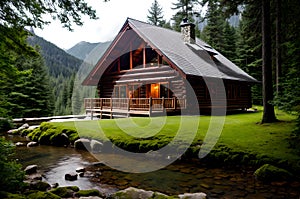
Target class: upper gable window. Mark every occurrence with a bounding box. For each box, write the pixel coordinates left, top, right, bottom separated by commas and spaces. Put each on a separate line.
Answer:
132, 49, 143, 69
120, 52, 130, 71
146, 48, 160, 67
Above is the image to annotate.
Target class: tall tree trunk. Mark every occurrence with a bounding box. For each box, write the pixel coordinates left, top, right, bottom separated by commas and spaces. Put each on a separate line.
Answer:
275, 0, 282, 95
262, 0, 277, 123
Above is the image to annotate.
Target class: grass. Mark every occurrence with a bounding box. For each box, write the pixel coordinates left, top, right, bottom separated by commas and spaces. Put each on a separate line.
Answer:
30, 107, 299, 174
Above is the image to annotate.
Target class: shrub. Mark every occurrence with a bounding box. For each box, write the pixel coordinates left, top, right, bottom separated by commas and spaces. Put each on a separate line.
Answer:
0, 138, 25, 193
0, 118, 13, 132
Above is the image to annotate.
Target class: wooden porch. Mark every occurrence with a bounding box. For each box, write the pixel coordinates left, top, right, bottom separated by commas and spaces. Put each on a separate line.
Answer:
84, 98, 186, 119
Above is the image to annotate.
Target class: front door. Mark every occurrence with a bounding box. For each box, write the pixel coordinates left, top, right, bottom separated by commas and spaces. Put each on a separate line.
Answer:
150, 83, 159, 98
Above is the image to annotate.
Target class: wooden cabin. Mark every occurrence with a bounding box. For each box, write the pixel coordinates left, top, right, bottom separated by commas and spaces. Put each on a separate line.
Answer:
82, 18, 257, 118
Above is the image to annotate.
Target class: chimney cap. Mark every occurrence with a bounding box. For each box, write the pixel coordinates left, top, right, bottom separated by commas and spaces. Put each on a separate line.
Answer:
180, 18, 195, 27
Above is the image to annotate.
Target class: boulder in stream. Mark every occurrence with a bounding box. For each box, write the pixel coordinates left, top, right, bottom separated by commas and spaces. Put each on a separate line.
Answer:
90, 139, 103, 153
178, 192, 207, 199
76, 167, 86, 173
65, 172, 78, 181
15, 142, 25, 147
51, 133, 69, 146
29, 181, 51, 191
74, 138, 91, 151
112, 187, 154, 199
254, 164, 293, 182
24, 165, 38, 175
27, 141, 39, 147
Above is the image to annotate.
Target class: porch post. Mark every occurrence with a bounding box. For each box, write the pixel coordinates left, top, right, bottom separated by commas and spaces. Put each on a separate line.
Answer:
100, 98, 103, 119
110, 98, 113, 119
91, 98, 94, 120
173, 97, 177, 110
127, 98, 130, 117
149, 97, 152, 117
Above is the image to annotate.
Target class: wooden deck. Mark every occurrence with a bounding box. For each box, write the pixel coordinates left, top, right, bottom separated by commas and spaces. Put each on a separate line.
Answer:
84, 98, 186, 119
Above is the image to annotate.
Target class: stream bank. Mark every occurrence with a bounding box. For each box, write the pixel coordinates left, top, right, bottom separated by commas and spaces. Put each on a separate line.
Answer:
3, 127, 300, 199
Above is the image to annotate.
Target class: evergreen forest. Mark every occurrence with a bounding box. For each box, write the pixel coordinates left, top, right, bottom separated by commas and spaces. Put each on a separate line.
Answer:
0, 0, 299, 128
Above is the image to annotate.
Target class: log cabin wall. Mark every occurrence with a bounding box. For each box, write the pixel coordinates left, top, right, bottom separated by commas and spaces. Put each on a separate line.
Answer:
97, 65, 186, 99
187, 75, 252, 110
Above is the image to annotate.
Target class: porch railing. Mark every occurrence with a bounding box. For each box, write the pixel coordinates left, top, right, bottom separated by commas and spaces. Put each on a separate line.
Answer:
84, 97, 186, 112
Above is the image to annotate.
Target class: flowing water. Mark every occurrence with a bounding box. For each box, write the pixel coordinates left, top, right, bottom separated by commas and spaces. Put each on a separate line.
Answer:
3, 134, 300, 198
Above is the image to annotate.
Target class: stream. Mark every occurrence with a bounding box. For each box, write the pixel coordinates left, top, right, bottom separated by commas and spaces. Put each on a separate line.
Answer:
3, 134, 300, 199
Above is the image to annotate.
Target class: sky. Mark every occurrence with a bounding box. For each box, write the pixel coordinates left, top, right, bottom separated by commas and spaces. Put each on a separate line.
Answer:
34, 0, 177, 50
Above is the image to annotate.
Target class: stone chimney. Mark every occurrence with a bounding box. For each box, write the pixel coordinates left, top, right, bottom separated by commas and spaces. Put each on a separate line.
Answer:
180, 18, 196, 44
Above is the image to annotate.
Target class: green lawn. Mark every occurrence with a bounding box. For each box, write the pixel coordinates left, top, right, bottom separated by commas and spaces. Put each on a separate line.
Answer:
30, 108, 299, 174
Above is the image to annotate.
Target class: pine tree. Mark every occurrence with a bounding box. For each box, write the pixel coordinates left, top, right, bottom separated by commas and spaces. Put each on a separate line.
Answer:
147, 0, 165, 26
7, 52, 54, 118
201, 1, 225, 52
234, 4, 262, 105
171, 0, 200, 31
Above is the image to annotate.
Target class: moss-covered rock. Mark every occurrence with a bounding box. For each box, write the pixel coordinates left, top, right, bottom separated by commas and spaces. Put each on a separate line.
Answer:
50, 186, 79, 198
61, 128, 78, 144
74, 189, 101, 197
26, 191, 60, 199
50, 133, 69, 146
0, 191, 25, 199
254, 164, 293, 182
29, 181, 51, 191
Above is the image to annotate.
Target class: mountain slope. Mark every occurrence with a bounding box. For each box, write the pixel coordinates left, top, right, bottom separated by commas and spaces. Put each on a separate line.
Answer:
67, 41, 111, 63
27, 35, 83, 77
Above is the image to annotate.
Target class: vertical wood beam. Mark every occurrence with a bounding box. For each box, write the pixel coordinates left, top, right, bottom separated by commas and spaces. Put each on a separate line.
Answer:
149, 97, 152, 117
130, 43, 133, 70
143, 46, 146, 68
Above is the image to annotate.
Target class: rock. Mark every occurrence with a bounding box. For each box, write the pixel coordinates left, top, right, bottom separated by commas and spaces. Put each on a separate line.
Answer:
51, 183, 59, 188
20, 123, 30, 129
65, 172, 78, 181
79, 172, 85, 177
74, 138, 91, 151
90, 139, 103, 153
27, 191, 60, 199
50, 186, 78, 198
76, 167, 86, 173
74, 189, 102, 198
26, 173, 43, 181
178, 192, 207, 199
28, 125, 39, 130
254, 164, 293, 182
27, 141, 39, 147
15, 142, 25, 147
7, 129, 18, 134
92, 161, 106, 167
24, 165, 38, 175
84, 171, 94, 177
153, 192, 169, 198
51, 133, 69, 146
112, 187, 154, 199
29, 181, 51, 191
79, 197, 103, 199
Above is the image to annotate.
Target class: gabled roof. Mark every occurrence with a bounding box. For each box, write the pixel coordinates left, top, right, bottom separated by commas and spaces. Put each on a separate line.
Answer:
83, 18, 257, 85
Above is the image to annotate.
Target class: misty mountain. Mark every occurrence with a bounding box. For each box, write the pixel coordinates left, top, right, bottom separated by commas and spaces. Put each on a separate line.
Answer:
67, 41, 111, 62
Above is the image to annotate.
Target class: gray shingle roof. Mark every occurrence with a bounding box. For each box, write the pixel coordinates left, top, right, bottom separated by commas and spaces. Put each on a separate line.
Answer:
83, 18, 258, 85
127, 18, 257, 82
